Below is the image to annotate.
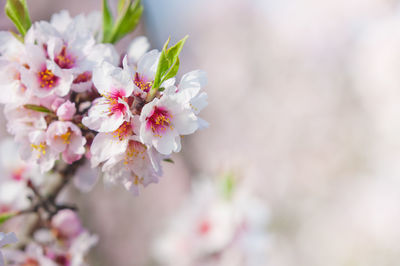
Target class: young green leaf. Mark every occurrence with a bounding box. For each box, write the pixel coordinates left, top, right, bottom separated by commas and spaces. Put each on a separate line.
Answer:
23, 104, 53, 114
102, 0, 114, 43
148, 36, 189, 100
0, 212, 16, 225
161, 57, 180, 84
5, 0, 31, 37
102, 0, 143, 44
118, 0, 130, 15
152, 48, 169, 90
111, 0, 143, 43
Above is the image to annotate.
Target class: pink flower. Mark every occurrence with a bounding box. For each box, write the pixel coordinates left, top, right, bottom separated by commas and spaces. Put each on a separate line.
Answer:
51, 209, 83, 239
46, 121, 86, 164
57, 100, 76, 121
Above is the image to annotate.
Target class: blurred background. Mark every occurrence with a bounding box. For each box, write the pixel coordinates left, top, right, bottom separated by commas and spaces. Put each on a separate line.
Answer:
2, 0, 400, 265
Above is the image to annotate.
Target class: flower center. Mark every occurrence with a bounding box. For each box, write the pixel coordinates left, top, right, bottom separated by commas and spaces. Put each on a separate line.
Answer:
134, 73, 152, 92
146, 106, 173, 137
59, 130, 72, 144
55, 46, 76, 69
38, 68, 59, 89
103, 89, 128, 117
73, 71, 92, 84
31, 142, 47, 158
133, 175, 143, 185
124, 141, 146, 164
112, 122, 133, 141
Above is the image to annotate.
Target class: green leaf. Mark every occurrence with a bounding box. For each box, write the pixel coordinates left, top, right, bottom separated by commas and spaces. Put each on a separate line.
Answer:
152, 47, 169, 90
23, 104, 53, 114
0, 212, 16, 225
162, 57, 180, 83
111, 0, 143, 43
148, 36, 188, 101
102, 0, 143, 44
118, 0, 130, 15
5, 0, 31, 37
102, 0, 114, 43
163, 158, 174, 163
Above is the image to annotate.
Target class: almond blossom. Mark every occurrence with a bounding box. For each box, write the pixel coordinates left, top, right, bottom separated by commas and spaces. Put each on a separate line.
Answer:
0, 1, 208, 264
46, 121, 86, 164
139, 88, 199, 155
82, 60, 136, 132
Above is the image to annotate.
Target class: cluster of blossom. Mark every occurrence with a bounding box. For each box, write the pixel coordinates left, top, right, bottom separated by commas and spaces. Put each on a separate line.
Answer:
0, 139, 96, 266
0, 10, 208, 195
152, 176, 269, 266
2, 210, 97, 266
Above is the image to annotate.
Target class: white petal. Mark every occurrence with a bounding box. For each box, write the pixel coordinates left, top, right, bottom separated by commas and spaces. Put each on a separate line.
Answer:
127, 36, 150, 63
90, 133, 128, 167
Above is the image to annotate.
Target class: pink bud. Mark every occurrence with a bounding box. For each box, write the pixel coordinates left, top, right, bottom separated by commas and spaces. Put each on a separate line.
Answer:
57, 101, 76, 121
51, 209, 82, 238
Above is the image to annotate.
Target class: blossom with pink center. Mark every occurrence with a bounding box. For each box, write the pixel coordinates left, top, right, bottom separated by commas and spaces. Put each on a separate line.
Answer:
123, 50, 175, 98
20, 44, 73, 98
101, 139, 162, 195
57, 100, 76, 121
82, 60, 136, 132
140, 91, 199, 155
46, 121, 86, 164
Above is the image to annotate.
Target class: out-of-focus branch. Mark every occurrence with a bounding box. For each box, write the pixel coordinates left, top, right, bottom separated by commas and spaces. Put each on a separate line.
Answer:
11, 158, 85, 246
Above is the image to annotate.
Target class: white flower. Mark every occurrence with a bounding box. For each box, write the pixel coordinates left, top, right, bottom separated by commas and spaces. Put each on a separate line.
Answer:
0, 232, 17, 266
19, 130, 59, 173
82, 60, 136, 132
20, 44, 73, 98
101, 140, 162, 195
176, 70, 209, 129
4, 104, 47, 143
139, 90, 198, 155
152, 179, 270, 266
